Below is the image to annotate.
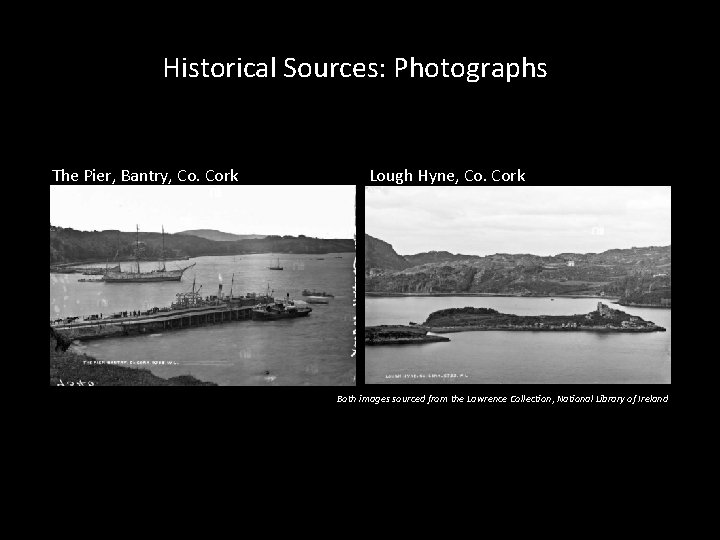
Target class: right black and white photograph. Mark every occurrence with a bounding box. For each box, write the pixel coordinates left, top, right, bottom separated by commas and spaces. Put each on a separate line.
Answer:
365, 186, 671, 384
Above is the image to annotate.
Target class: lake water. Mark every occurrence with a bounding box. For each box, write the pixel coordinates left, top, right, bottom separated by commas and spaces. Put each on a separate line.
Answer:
365, 296, 670, 384
50, 253, 356, 386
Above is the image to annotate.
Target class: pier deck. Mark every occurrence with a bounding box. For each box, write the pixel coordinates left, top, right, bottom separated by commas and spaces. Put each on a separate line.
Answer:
52, 304, 264, 341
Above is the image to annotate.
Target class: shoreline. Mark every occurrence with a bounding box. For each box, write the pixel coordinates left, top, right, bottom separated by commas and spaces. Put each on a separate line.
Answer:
615, 302, 671, 309
365, 325, 451, 346
51, 251, 354, 270
365, 292, 620, 300
50, 329, 217, 386
365, 335, 451, 345
428, 325, 665, 334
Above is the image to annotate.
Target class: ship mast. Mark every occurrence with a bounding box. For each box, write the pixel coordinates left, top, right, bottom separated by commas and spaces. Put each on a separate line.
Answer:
136, 224, 140, 274
230, 273, 234, 298
161, 225, 166, 272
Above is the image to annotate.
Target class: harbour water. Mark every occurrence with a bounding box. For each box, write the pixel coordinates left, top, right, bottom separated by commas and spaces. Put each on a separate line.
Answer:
50, 253, 356, 385
365, 296, 670, 384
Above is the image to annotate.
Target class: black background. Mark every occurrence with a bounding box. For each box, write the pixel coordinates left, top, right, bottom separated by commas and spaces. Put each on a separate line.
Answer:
41, 17, 677, 434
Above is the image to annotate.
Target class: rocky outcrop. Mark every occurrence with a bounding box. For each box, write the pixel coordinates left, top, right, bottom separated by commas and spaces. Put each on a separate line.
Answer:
365, 325, 451, 345
367, 262, 478, 293
365, 234, 410, 272
49, 333, 218, 386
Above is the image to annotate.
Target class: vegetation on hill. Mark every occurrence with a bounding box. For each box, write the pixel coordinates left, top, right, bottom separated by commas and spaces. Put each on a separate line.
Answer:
404, 251, 481, 266
421, 306, 664, 331
176, 229, 266, 241
365, 235, 670, 302
49, 225, 354, 264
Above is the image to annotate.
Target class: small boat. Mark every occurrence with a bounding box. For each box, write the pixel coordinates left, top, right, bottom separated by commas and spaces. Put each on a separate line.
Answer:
316, 258, 324, 260
268, 257, 283, 270
305, 296, 330, 304
409, 321, 418, 326
551, 298, 555, 301
301, 289, 334, 297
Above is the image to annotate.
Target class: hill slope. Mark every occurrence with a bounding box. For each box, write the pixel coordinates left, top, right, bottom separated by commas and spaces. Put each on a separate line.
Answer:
50, 226, 354, 264
365, 234, 410, 272
177, 229, 266, 241
404, 251, 482, 266
365, 235, 670, 302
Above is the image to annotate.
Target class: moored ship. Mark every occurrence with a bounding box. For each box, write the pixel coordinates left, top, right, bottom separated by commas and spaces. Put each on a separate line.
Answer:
102, 225, 195, 283
252, 298, 312, 320
301, 289, 334, 297
305, 296, 330, 304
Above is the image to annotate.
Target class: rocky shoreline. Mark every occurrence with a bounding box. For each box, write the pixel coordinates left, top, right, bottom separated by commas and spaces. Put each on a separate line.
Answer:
50, 328, 217, 386
616, 302, 671, 309
421, 304, 665, 333
365, 325, 451, 345
365, 292, 620, 299
428, 325, 665, 333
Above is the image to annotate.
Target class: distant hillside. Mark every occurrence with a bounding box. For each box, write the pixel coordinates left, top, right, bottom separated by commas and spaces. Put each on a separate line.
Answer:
365, 234, 410, 272
404, 251, 482, 266
177, 229, 266, 241
50, 226, 353, 264
366, 235, 670, 300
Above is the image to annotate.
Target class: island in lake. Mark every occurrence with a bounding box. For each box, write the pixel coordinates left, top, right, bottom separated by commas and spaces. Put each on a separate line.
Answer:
423, 302, 665, 333
365, 302, 665, 346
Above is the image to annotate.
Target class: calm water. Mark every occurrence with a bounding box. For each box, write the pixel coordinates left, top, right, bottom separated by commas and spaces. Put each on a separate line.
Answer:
365, 296, 670, 384
50, 253, 356, 385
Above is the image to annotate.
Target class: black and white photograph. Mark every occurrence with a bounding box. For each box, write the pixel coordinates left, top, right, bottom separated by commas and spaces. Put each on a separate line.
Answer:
365, 186, 671, 384
50, 184, 356, 386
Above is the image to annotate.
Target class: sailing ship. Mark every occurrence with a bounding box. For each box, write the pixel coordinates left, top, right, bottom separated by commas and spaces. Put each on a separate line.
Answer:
102, 225, 195, 283
268, 257, 283, 270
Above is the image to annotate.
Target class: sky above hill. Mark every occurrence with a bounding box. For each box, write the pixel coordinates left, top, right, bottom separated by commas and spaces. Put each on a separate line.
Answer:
365, 186, 671, 256
50, 185, 355, 238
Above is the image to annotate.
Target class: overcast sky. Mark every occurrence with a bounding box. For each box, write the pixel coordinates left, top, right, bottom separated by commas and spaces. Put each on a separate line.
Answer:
50, 185, 355, 238
365, 186, 670, 255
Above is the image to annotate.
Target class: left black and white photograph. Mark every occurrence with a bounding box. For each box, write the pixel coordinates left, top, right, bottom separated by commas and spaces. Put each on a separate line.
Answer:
49, 183, 356, 386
